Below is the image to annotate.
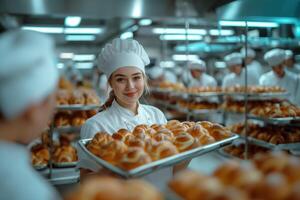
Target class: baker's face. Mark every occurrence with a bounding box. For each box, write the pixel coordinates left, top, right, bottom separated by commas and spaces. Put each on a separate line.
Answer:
229, 64, 242, 75
110, 67, 145, 106
272, 64, 285, 78
191, 69, 203, 78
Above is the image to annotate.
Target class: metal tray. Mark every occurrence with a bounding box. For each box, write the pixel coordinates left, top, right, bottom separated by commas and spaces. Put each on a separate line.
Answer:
78, 135, 238, 178
33, 164, 48, 171
244, 137, 300, 150
247, 115, 296, 125
53, 161, 78, 168
56, 104, 100, 111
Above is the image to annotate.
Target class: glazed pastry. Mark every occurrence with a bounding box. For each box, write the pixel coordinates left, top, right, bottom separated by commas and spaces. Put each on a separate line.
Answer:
125, 137, 145, 149
69, 90, 85, 105
53, 145, 78, 163
132, 127, 150, 140
98, 140, 127, 164
152, 132, 173, 142
118, 147, 152, 170
209, 124, 231, 140
150, 141, 178, 160
173, 132, 199, 152
112, 129, 132, 142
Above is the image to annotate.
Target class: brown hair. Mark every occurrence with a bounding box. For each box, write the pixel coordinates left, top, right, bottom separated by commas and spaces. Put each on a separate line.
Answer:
99, 72, 150, 112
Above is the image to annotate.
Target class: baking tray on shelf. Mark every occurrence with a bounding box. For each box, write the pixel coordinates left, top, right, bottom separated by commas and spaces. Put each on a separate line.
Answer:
78, 134, 239, 178
150, 88, 175, 93
241, 136, 300, 150
224, 92, 288, 99
247, 115, 297, 125
56, 104, 100, 111
33, 164, 48, 171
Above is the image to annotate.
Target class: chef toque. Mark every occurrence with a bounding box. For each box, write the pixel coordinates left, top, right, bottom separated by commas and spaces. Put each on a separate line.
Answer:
240, 47, 256, 58
0, 30, 58, 119
264, 48, 286, 67
98, 38, 150, 78
224, 52, 243, 67
147, 66, 164, 79
187, 59, 206, 71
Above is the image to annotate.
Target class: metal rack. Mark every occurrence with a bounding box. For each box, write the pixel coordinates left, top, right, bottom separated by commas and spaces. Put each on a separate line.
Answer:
46, 104, 100, 185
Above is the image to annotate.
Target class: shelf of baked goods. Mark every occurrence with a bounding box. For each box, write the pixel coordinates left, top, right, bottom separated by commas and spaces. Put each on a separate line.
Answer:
151, 83, 288, 100
56, 87, 100, 111
217, 139, 271, 160
229, 123, 300, 150
222, 99, 300, 125
168, 151, 300, 200
78, 120, 238, 178
30, 132, 79, 184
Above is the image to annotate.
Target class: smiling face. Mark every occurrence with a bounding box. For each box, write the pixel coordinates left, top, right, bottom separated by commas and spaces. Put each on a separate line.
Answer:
109, 67, 145, 107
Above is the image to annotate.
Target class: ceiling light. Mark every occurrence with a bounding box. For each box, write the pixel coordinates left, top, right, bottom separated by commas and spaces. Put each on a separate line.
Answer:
75, 62, 94, 69
160, 34, 203, 41
219, 20, 279, 28
139, 19, 152, 26
172, 54, 199, 61
120, 32, 133, 39
153, 28, 207, 35
22, 26, 64, 34
65, 16, 82, 27
209, 29, 234, 36
73, 54, 95, 61
64, 27, 103, 34
160, 61, 175, 68
57, 63, 65, 69
60, 53, 74, 59
65, 35, 96, 41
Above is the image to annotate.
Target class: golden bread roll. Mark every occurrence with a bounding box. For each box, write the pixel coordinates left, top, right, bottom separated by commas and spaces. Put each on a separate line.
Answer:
173, 132, 199, 152
112, 129, 131, 142
118, 147, 151, 170
150, 141, 178, 161
98, 140, 127, 164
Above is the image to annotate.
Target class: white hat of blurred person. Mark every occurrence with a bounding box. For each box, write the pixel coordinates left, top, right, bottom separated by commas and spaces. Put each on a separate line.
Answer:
285, 49, 293, 59
264, 48, 286, 67
224, 52, 243, 67
98, 38, 150, 78
240, 47, 256, 58
187, 59, 206, 71
147, 66, 164, 79
0, 29, 58, 119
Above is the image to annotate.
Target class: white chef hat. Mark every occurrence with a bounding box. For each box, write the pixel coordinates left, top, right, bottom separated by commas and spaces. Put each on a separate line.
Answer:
98, 38, 150, 78
0, 30, 58, 119
285, 49, 293, 59
264, 48, 286, 67
224, 52, 243, 67
147, 66, 164, 79
187, 59, 206, 71
240, 47, 256, 58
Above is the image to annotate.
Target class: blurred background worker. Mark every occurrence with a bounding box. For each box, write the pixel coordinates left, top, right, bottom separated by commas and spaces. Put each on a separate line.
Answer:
222, 52, 258, 88
260, 48, 298, 104
187, 59, 217, 87
147, 65, 177, 86
285, 49, 300, 75
0, 30, 60, 200
240, 47, 264, 78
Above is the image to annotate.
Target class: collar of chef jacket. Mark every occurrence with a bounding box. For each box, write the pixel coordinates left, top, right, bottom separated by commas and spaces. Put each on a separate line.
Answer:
110, 100, 151, 130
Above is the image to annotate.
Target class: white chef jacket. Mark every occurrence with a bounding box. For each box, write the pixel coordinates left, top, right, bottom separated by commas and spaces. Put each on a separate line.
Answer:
187, 73, 217, 88
0, 141, 60, 200
247, 60, 264, 78
222, 68, 259, 88
79, 100, 170, 189
286, 64, 300, 75
259, 70, 298, 104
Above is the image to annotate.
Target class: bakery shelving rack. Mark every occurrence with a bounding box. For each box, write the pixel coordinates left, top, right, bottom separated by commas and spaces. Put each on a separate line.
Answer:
45, 104, 100, 185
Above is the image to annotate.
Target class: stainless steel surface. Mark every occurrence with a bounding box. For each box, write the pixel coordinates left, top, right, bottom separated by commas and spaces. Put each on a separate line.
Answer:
33, 164, 48, 171
78, 135, 238, 178
246, 137, 300, 150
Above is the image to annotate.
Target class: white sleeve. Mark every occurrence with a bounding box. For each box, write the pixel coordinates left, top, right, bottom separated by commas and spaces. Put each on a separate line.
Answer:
152, 107, 167, 124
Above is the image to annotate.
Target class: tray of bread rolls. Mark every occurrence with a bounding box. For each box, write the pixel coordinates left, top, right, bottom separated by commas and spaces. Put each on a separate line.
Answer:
79, 120, 238, 178
56, 104, 100, 111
